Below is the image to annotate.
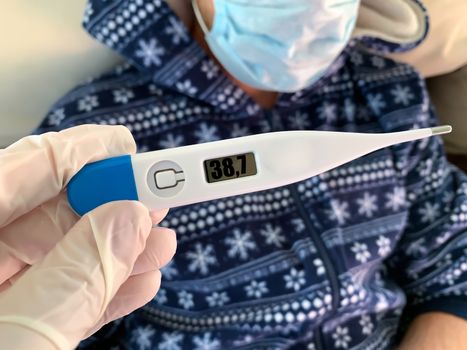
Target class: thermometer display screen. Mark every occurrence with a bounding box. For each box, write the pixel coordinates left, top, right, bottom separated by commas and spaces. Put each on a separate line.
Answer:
204, 153, 257, 183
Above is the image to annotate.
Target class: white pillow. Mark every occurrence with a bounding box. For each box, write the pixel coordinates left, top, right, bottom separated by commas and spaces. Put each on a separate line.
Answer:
353, 0, 427, 45
392, 0, 467, 78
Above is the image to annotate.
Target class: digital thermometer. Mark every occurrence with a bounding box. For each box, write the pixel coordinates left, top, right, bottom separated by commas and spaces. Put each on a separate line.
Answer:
67, 125, 452, 216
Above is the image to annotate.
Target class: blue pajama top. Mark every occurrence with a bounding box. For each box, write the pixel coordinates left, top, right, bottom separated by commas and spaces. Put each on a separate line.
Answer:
34, 1, 467, 349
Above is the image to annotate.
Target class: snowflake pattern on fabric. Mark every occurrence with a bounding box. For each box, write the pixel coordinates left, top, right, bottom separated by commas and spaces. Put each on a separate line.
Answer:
77, 95, 98, 112
193, 333, 220, 350
329, 199, 350, 225
135, 38, 165, 67
159, 332, 184, 350
385, 187, 406, 211
33, 1, 467, 349
245, 280, 269, 299
284, 267, 307, 292
260, 224, 286, 248
130, 325, 155, 350
47, 108, 65, 126
224, 229, 256, 260
186, 243, 217, 275
356, 192, 378, 218
113, 88, 134, 104
390, 84, 415, 106
177, 290, 194, 310
332, 326, 351, 349
205, 291, 230, 307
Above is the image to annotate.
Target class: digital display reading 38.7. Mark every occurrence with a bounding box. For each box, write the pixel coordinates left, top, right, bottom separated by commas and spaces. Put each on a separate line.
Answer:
204, 153, 257, 183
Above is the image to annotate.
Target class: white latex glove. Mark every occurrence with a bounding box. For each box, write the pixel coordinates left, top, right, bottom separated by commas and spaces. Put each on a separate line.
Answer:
0, 125, 177, 349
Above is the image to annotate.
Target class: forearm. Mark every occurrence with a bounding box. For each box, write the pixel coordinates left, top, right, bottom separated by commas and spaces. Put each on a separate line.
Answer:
398, 312, 467, 350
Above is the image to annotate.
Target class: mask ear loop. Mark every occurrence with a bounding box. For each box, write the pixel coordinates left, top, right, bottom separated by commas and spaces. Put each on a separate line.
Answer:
192, 0, 210, 34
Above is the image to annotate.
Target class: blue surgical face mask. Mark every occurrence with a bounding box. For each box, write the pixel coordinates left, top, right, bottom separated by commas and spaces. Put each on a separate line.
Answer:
192, 0, 360, 93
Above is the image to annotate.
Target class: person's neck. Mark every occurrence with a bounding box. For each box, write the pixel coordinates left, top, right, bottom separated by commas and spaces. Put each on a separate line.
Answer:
191, 20, 279, 110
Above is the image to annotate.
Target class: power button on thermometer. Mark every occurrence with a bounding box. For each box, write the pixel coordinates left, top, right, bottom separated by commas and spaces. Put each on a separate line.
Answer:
147, 160, 185, 197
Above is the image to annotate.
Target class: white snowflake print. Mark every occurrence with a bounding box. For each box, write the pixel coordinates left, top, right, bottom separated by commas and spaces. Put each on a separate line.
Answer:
245, 280, 269, 298
332, 326, 352, 349
370, 56, 385, 69
351, 242, 371, 263
356, 192, 378, 218
247, 103, 261, 117
343, 98, 355, 121
359, 315, 374, 335
391, 84, 415, 106
417, 159, 433, 178
307, 343, 316, 350
48, 108, 65, 126
292, 218, 305, 232
406, 237, 428, 257
83, 2, 93, 23
288, 111, 310, 130
230, 123, 249, 138
113, 88, 134, 104
260, 224, 286, 247
367, 93, 386, 115
193, 332, 220, 350
177, 290, 194, 310
206, 291, 230, 307
350, 51, 363, 65
131, 325, 155, 350
284, 267, 306, 292
439, 270, 457, 286
155, 288, 167, 304
258, 119, 271, 133
290, 90, 303, 102
78, 95, 99, 112
135, 38, 166, 67
313, 258, 326, 276
186, 243, 217, 275
165, 16, 189, 44
225, 229, 256, 260
159, 133, 185, 149
201, 60, 220, 80
418, 202, 440, 223
161, 260, 179, 280
159, 332, 184, 350
329, 199, 350, 225
317, 102, 337, 123
376, 236, 391, 257
176, 79, 198, 95
385, 187, 406, 211
194, 123, 220, 143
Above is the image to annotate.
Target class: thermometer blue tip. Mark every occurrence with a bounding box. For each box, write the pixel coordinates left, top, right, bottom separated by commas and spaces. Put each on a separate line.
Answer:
67, 155, 139, 215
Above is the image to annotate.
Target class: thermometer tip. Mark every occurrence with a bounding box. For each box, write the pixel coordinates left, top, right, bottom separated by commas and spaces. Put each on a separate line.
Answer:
431, 125, 452, 136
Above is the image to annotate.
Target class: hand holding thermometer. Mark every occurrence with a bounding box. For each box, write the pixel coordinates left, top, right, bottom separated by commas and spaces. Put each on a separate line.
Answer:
67, 125, 452, 216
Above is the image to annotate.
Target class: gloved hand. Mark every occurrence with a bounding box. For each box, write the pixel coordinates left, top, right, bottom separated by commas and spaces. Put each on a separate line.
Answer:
0, 125, 177, 349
